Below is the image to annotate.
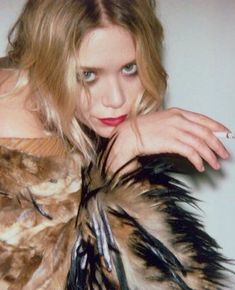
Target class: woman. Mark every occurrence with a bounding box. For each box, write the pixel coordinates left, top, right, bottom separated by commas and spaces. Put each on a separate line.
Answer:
0, 0, 232, 289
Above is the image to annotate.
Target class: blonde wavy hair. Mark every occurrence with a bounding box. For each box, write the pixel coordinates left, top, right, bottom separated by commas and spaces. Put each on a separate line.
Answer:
7, 0, 167, 164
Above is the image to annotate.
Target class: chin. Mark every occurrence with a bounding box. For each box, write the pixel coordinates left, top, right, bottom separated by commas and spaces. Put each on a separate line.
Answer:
95, 127, 115, 139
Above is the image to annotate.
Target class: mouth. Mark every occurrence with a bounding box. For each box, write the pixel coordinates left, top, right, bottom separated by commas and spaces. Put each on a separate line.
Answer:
98, 114, 127, 126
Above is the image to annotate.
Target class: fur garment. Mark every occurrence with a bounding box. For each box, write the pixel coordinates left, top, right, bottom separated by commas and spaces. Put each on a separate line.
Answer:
67, 151, 232, 290
0, 144, 233, 290
0, 145, 81, 290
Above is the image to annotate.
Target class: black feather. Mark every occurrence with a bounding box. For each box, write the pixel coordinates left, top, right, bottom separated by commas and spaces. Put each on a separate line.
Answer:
67, 149, 234, 289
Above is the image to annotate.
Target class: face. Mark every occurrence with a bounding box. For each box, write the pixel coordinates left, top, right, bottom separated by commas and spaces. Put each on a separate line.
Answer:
76, 24, 144, 138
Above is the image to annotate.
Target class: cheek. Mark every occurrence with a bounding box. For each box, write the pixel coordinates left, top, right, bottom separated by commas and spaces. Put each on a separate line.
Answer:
126, 78, 145, 103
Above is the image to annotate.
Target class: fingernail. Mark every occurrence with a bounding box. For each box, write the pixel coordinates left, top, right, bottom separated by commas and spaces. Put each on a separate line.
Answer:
200, 165, 205, 172
215, 162, 221, 170
223, 151, 230, 159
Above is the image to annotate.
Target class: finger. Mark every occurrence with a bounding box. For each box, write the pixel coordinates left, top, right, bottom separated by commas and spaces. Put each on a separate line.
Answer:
176, 132, 221, 170
174, 108, 230, 132
170, 141, 205, 172
175, 118, 230, 160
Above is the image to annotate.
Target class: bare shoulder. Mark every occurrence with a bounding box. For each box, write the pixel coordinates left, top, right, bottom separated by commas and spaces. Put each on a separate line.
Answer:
0, 68, 17, 94
0, 69, 18, 135
0, 104, 46, 139
0, 106, 26, 138
0, 69, 46, 138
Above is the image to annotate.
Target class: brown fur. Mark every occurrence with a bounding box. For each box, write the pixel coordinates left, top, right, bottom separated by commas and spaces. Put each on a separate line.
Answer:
0, 145, 231, 289
0, 145, 81, 290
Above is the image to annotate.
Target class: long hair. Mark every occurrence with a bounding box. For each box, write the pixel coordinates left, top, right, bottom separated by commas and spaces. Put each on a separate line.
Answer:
7, 0, 167, 164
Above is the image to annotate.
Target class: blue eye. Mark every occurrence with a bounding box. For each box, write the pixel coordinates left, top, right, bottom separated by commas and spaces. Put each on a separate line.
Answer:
122, 63, 137, 76
83, 71, 96, 82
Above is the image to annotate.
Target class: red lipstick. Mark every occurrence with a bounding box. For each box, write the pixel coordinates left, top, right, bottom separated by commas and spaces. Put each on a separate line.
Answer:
99, 115, 127, 126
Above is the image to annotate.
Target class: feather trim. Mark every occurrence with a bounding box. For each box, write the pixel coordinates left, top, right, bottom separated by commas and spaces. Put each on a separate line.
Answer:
67, 152, 233, 290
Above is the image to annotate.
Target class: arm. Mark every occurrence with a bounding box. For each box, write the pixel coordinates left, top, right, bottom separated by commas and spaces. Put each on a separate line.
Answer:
107, 107, 230, 172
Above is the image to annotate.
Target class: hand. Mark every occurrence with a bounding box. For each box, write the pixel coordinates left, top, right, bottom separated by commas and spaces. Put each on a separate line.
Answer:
106, 108, 230, 173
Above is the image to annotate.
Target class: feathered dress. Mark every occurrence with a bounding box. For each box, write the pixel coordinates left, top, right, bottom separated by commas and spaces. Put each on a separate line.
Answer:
0, 137, 232, 289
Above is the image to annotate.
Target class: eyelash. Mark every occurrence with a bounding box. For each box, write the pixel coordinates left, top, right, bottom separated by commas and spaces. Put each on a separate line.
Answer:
122, 63, 138, 76
77, 63, 138, 83
82, 71, 96, 83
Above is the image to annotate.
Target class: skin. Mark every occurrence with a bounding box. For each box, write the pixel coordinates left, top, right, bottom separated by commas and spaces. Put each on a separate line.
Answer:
0, 25, 230, 173
0, 70, 47, 138
76, 24, 230, 172
77, 25, 144, 138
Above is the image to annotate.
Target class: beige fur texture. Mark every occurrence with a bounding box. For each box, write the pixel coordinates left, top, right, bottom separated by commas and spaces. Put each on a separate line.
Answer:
0, 146, 81, 290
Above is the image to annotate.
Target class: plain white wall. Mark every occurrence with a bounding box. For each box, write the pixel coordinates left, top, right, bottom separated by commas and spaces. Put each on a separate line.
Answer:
158, 0, 235, 129
158, 0, 235, 278
0, 0, 26, 56
0, 0, 234, 281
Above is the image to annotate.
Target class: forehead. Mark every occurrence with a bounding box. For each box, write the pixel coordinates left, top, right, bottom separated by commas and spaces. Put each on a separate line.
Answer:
77, 25, 136, 68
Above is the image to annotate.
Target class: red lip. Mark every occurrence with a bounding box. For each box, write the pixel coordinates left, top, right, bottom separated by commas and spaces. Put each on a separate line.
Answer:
99, 115, 127, 126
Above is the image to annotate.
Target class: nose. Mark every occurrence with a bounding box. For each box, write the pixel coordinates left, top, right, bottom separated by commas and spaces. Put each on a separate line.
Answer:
102, 78, 126, 108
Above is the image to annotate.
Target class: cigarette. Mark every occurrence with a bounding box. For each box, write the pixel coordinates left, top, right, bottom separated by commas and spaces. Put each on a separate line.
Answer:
213, 132, 235, 139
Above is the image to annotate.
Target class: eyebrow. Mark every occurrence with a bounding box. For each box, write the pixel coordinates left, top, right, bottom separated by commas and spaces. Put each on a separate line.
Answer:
79, 59, 137, 72
79, 66, 102, 72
